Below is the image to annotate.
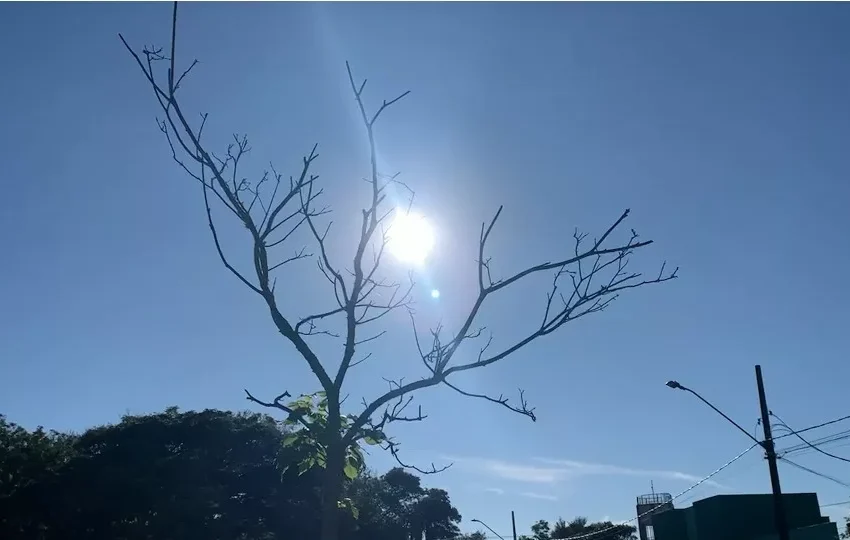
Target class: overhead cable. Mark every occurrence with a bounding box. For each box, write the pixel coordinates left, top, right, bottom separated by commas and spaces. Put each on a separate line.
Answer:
559, 443, 759, 540
771, 412, 850, 464
778, 457, 850, 490
773, 414, 850, 442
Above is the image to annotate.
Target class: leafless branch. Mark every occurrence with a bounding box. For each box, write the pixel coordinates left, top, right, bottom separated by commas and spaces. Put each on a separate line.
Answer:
384, 438, 452, 475
268, 248, 312, 272
347, 206, 676, 442
324, 62, 413, 393
120, 2, 335, 393
243, 389, 314, 432
354, 377, 450, 475
126, 4, 676, 488
354, 330, 387, 346
296, 317, 342, 339
349, 352, 372, 369
444, 381, 537, 421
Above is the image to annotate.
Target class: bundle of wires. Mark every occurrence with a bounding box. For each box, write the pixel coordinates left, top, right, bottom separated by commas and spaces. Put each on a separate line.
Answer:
776, 428, 850, 459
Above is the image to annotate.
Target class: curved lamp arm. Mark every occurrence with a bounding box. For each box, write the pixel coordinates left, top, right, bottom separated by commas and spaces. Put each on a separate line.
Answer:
666, 380, 764, 448
471, 518, 507, 540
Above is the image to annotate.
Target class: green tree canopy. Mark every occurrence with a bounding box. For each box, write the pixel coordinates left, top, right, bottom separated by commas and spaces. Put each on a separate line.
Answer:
0, 409, 463, 540
2, 408, 326, 539
523, 516, 636, 540
344, 468, 461, 540
518, 519, 552, 540
555, 517, 636, 540
0, 415, 76, 493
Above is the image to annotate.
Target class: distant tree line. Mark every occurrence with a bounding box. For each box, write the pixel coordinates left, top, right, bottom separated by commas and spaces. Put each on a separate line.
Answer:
519, 517, 636, 540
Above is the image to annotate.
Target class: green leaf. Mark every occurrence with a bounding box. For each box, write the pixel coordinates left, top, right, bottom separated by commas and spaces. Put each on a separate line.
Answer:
343, 462, 358, 480
338, 497, 360, 519
297, 457, 315, 476
347, 449, 363, 467
293, 395, 313, 408
361, 428, 385, 445
282, 433, 298, 448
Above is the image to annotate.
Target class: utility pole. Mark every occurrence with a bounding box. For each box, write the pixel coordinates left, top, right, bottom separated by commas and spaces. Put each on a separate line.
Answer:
667, 368, 792, 540
511, 511, 518, 540
755, 365, 790, 540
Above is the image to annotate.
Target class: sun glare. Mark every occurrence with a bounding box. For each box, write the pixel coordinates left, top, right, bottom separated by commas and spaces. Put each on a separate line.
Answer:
386, 210, 435, 266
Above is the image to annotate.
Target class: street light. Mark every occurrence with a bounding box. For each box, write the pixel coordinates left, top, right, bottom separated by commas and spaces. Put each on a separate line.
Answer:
665, 380, 762, 447
665, 369, 790, 540
471, 518, 506, 540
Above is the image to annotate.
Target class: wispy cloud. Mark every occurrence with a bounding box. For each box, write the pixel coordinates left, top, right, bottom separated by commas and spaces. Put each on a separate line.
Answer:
488, 461, 567, 483
442, 454, 726, 489
442, 455, 566, 483
521, 492, 559, 501
534, 458, 727, 489
485, 487, 505, 495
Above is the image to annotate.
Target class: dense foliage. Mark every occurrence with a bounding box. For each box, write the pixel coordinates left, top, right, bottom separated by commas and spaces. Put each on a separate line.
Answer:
0, 409, 461, 540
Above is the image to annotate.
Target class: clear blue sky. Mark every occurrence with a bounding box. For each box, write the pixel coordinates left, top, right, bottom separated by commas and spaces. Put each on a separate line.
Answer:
1, 1, 849, 536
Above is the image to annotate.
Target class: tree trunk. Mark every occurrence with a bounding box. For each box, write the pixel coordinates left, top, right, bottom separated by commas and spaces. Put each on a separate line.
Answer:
320, 442, 345, 540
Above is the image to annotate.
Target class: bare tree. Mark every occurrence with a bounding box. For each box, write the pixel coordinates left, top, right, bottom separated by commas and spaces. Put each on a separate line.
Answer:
120, 4, 677, 540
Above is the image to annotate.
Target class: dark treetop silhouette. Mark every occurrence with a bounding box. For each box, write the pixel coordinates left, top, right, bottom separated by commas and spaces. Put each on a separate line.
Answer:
519, 517, 637, 540
1, 410, 646, 540
0, 409, 464, 540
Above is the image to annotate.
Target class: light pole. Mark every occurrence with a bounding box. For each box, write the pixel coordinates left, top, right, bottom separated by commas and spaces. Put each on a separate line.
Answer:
665, 380, 762, 446
665, 366, 790, 540
471, 518, 506, 540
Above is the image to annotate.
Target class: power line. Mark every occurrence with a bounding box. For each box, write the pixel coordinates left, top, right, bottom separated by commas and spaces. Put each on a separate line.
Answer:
771, 412, 850, 464
778, 457, 850, 490
456, 414, 850, 540
773, 414, 850, 442
772, 413, 850, 462
751, 413, 850, 451
558, 443, 759, 540
455, 499, 850, 540
454, 533, 513, 540
779, 430, 850, 458
792, 440, 850, 460
780, 429, 850, 452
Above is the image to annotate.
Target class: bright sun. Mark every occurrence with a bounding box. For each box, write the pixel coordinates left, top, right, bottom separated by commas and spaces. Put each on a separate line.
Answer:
386, 210, 435, 266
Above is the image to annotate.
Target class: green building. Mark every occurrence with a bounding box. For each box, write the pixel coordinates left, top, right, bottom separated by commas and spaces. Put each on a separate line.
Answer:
650, 493, 840, 540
